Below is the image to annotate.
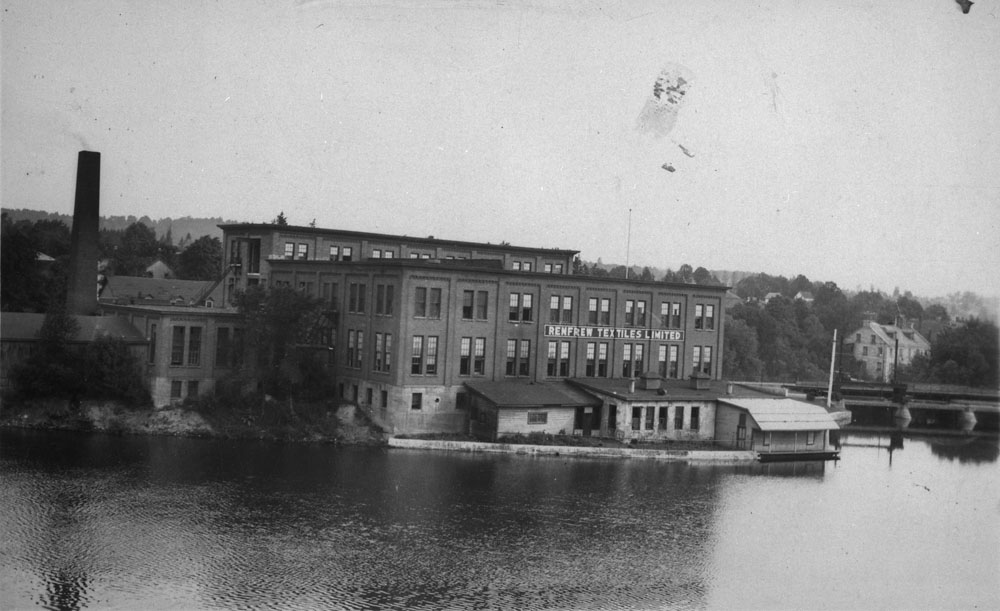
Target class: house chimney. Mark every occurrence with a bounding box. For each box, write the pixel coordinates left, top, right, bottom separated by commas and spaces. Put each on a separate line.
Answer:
66, 151, 101, 315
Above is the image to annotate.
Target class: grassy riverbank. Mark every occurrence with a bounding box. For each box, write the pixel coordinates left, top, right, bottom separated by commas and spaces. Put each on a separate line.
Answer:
0, 397, 387, 444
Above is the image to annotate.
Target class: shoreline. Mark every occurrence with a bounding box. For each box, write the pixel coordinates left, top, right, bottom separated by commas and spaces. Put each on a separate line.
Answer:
388, 436, 758, 461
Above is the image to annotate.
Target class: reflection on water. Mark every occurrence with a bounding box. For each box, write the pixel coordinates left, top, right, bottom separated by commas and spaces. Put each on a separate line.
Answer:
1, 429, 998, 610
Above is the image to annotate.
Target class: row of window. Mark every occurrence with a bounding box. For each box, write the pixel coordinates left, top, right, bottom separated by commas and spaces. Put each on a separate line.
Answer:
398, 337, 712, 378
630, 405, 700, 431
324, 282, 717, 331
156, 325, 243, 368
169, 379, 199, 400
522, 405, 702, 430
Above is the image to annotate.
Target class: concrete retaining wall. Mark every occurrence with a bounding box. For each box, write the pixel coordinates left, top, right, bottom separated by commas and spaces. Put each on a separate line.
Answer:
388, 437, 757, 462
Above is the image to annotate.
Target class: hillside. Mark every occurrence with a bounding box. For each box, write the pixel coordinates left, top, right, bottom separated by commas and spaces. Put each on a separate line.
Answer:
1, 208, 232, 244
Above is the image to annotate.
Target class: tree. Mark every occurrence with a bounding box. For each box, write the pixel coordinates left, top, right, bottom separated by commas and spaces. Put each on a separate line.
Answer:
234, 286, 334, 398
177, 236, 223, 280
1, 214, 44, 311
10, 308, 84, 399
272, 211, 288, 226
110, 222, 161, 276
925, 304, 949, 323
928, 318, 999, 388
693, 266, 720, 285
723, 316, 764, 380
677, 264, 694, 283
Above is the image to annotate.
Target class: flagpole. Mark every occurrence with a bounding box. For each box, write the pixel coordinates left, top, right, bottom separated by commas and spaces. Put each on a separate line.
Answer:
625, 207, 632, 279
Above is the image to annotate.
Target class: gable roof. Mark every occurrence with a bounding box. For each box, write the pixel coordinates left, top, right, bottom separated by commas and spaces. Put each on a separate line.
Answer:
847, 320, 930, 350
99, 276, 215, 306
718, 397, 840, 431
464, 380, 600, 408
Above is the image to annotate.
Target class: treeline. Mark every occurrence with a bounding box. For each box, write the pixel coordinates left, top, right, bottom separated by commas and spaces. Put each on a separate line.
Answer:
723, 273, 997, 388
0, 208, 229, 244
574, 259, 724, 285
1, 213, 223, 313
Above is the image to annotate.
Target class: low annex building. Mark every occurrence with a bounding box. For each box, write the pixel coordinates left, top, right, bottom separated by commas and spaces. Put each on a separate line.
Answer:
715, 397, 840, 460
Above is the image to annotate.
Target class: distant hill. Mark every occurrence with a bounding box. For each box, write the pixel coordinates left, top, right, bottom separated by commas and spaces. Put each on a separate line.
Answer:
1, 208, 234, 245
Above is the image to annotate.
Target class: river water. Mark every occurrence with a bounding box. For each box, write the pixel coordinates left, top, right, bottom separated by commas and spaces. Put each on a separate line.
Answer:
1, 429, 997, 611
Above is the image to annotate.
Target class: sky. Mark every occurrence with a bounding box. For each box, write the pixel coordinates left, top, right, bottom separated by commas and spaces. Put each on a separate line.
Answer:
3, 0, 999, 299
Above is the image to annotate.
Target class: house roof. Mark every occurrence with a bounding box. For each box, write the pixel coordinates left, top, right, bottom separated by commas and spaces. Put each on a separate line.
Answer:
99, 276, 216, 306
847, 320, 930, 350
718, 397, 840, 431
464, 380, 600, 408
0, 312, 146, 344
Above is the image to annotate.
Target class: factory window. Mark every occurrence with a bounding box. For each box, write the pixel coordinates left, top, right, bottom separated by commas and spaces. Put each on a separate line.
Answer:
341, 247, 353, 262
380, 390, 388, 408
512, 261, 521, 271
170, 380, 183, 399
188, 327, 201, 365
625, 300, 647, 326
348, 283, 367, 313
459, 337, 471, 375
632, 406, 642, 431
695, 304, 714, 330
549, 295, 573, 323
690, 406, 700, 430
414, 287, 442, 318
554, 264, 563, 274
411, 393, 423, 410
587, 297, 611, 325
476, 291, 488, 320
297, 243, 308, 260
329, 246, 339, 261
425, 336, 438, 375
509, 293, 533, 322
148, 323, 157, 364
411, 336, 425, 375
375, 284, 394, 316
284, 242, 295, 259
383, 250, 394, 258
806, 431, 816, 445
372, 248, 382, 259
546, 341, 571, 377
527, 412, 547, 425
523, 262, 532, 272
170, 326, 185, 366
506, 340, 531, 377
474, 337, 486, 375
544, 263, 553, 273
622, 343, 644, 378
463, 291, 475, 319
661, 301, 682, 328
658, 407, 668, 431
674, 406, 685, 430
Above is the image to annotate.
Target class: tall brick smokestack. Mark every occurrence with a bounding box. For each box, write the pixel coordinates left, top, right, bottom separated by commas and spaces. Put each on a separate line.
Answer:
66, 151, 101, 315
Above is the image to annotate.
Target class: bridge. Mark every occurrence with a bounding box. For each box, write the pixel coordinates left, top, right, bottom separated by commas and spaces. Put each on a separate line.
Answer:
784, 381, 1000, 433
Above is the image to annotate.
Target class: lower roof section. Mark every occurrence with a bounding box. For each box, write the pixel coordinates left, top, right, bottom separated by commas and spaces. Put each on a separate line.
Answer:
719, 397, 840, 431
464, 380, 601, 409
